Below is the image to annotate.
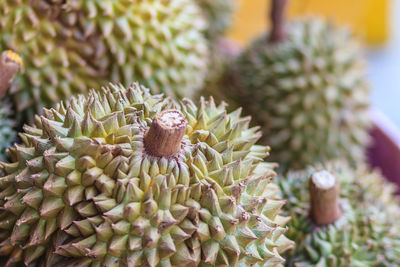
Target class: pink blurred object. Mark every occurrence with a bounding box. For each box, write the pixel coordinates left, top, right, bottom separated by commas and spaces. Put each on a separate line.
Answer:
367, 109, 400, 189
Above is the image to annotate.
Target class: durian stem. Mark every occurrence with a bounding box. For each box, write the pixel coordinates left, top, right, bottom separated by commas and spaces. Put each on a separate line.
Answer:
0, 50, 22, 96
144, 110, 187, 157
269, 0, 288, 43
309, 170, 341, 225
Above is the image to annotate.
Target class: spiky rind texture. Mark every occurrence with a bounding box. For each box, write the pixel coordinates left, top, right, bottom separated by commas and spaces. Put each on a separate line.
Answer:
279, 162, 400, 267
0, 83, 293, 266
0, 98, 16, 162
197, 0, 236, 40
0, 0, 209, 119
227, 18, 371, 170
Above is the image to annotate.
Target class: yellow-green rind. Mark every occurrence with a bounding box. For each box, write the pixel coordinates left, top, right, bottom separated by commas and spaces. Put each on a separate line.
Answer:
279, 162, 400, 267
227, 18, 371, 170
0, 83, 293, 266
0, 0, 209, 121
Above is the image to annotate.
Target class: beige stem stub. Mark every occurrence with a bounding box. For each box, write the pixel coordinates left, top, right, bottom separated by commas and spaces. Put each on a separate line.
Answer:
309, 170, 341, 225
144, 109, 187, 157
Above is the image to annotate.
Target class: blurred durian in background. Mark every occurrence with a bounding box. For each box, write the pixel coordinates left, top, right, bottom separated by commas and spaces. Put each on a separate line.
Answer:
224, 0, 371, 171
279, 162, 400, 266
0, 0, 210, 122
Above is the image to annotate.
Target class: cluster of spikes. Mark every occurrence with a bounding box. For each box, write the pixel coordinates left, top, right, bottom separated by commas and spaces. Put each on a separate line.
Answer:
225, 2, 371, 170
0, 0, 209, 120
279, 162, 400, 266
0, 83, 293, 266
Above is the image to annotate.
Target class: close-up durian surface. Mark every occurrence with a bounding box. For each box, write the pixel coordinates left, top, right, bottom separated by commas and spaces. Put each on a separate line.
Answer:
226, 0, 371, 171
279, 161, 400, 267
0, 0, 209, 122
0, 83, 293, 266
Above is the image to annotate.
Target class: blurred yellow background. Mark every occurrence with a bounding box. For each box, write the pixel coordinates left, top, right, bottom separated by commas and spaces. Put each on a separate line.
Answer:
228, 0, 390, 46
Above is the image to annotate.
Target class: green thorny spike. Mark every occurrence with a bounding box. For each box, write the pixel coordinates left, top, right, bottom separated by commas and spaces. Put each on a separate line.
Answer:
226, 18, 371, 171
0, 0, 209, 123
0, 83, 293, 266
280, 161, 400, 267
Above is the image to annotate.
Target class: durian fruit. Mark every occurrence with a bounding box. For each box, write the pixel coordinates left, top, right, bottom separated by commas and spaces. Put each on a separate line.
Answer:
279, 161, 400, 266
196, 0, 236, 40
0, 83, 293, 266
0, 0, 209, 120
0, 50, 23, 162
226, 0, 371, 170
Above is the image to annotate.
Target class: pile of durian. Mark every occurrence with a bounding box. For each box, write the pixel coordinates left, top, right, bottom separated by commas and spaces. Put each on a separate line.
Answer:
0, 0, 398, 266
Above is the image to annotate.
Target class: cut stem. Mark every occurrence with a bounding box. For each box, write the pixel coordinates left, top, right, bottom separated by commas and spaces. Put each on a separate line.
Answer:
144, 110, 187, 157
309, 170, 341, 225
0, 50, 22, 96
269, 0, 288, 43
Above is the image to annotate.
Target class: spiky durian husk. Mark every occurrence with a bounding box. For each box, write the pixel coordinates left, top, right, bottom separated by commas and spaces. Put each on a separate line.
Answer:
0, 98, 16, 162
0, 0, 209, 121
227, 18, 371, 170
197, 0, 236, 40
0, 83, 293, 266
279, 162, 400, 267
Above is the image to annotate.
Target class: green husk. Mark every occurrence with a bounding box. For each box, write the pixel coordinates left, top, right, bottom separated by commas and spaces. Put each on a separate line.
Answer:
227, 18, 371, 170
0, 83, 293, 266
0, 0, 209, 122
279, 161, 400, 266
